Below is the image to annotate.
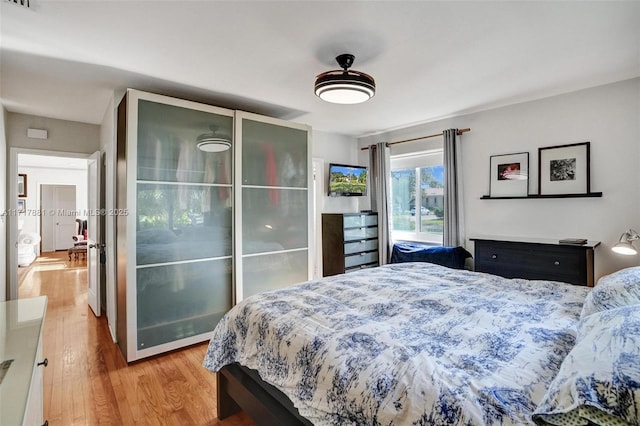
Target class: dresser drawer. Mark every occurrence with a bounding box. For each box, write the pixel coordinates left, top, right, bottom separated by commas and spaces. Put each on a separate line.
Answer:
345, 262, 378, 273
343, 214, 378, 228
344, 239, 378, 255
344, 227, 378, 241
473, 239, 593, 286
345, 251, 378, 269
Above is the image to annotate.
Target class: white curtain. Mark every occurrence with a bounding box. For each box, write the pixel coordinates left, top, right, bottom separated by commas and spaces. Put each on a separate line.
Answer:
369, 142, 392, 265
443, 129, 465, 247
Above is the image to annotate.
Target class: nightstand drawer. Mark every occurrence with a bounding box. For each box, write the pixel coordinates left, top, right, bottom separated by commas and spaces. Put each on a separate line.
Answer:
344, 239, 378, 255
343, 214, 378, 228
345, 251, 378, 269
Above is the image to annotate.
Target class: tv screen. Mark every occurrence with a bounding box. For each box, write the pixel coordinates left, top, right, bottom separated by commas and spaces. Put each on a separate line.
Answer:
328, 163, 368, 196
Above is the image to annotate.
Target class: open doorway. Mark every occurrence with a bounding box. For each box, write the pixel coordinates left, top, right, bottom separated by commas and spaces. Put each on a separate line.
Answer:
13, 152, 90, 299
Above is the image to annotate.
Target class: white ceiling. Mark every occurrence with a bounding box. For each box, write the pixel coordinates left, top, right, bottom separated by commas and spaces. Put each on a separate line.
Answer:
1, 1, 639, 137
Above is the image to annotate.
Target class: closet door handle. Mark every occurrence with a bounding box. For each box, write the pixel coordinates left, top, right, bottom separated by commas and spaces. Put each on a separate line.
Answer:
38, 358, 48, 367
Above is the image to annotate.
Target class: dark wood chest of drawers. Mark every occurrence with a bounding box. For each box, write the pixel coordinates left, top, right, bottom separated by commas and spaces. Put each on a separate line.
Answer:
471, 237, 600, 286
322, 213, 379, 276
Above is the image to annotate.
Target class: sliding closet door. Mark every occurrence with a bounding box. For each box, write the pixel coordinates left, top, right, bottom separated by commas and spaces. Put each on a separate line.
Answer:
119, 89, 234, 361
235, 111, 312, 301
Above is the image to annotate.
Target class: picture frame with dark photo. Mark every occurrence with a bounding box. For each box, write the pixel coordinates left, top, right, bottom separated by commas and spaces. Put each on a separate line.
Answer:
17, 174, 27, 198
538, 142, 590, 195
489, 152, 529, 197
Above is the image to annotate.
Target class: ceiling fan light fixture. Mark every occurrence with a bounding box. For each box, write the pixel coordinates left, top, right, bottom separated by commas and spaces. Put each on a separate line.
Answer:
196, 126, 232, 152
315, 54, 375, 104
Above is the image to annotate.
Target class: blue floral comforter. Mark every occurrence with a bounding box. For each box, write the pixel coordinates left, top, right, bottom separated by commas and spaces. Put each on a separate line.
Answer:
203, 262, 590, 425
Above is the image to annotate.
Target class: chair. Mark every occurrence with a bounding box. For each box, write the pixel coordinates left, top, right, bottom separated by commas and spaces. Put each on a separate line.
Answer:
68, 219, 88, 261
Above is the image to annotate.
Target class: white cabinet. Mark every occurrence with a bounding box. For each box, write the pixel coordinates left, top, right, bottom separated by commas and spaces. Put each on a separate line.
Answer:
116, 90, 311, 362
0, 296, 47, 426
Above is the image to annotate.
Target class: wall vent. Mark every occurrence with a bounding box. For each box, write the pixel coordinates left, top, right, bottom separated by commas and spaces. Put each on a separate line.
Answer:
6, 0, 31, 9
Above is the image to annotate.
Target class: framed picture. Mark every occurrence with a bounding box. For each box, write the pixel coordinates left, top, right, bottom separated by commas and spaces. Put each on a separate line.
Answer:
489, 152, 529, 197
17, 199, 25, 213
18, 174, 27, 197
538, 142, 590, 195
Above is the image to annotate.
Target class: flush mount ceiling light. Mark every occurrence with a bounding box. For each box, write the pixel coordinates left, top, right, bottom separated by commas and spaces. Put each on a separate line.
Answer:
196, 125, 231, 152
314, 54, 375, 104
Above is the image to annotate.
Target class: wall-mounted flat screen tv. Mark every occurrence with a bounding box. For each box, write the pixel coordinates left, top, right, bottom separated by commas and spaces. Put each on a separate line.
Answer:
328, 163, 368, 196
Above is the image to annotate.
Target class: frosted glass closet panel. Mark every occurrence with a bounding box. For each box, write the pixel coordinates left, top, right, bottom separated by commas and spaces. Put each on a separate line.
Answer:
137, 100, 233, 184
136, 258, 232, 349
238, 114, 311, 301
136, 184, 232, 265
242, 188, 307, 254
243, 251, 309, 298
241, 119, 307, 187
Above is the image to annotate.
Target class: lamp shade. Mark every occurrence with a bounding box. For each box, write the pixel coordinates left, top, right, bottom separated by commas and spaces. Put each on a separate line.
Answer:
612, 241, 637, 255
611, 229, 640, 255
315, 54, 375, 104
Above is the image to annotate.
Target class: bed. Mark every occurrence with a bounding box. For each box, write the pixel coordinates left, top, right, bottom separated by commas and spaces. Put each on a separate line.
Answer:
203, 262, 640, 425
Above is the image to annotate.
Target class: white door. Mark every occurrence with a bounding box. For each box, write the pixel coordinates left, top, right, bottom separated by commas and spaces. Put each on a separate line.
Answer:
41, 185, 77, 252
54, 186, 77, 250
87, 151, 101, 317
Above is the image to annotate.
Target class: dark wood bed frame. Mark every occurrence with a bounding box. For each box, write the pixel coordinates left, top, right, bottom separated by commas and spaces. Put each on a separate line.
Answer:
217, 363, 313, 425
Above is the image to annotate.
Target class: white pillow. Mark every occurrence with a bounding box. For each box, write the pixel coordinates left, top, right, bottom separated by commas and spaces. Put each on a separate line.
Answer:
533, 305, 640, 426
580, 266, 640, 319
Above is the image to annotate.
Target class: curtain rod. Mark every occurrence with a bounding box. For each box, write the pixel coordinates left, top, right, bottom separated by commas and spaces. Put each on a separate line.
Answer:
360, 128, 471, 151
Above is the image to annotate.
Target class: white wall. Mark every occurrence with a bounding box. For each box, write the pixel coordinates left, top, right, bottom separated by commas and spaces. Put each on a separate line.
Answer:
312, 130, 361, 214
7, 113, 100, 153
17, 165, 88, 255
358, 78, 640, 280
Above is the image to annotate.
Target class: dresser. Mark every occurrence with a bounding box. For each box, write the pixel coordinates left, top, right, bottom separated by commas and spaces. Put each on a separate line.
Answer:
0, 296, 48, 426
470, 237, 600, 286
322, 213, 379, 276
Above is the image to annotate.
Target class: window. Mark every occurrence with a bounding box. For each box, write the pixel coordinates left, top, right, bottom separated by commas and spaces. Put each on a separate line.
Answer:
390, 149, 444, 244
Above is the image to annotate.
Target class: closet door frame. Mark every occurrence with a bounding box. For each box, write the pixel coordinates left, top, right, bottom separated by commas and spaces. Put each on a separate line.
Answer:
234, 111, 312, 303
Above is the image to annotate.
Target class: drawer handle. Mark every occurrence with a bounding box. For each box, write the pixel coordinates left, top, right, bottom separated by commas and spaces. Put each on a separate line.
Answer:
554, 261, 560, 266
360, 252, 365, 256
38, 358, 48, 368
360, 240, 365, 244
491, 254, 497, 259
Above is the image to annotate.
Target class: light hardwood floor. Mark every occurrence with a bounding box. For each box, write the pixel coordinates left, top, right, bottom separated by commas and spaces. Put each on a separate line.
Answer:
18, 252, 254, 426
